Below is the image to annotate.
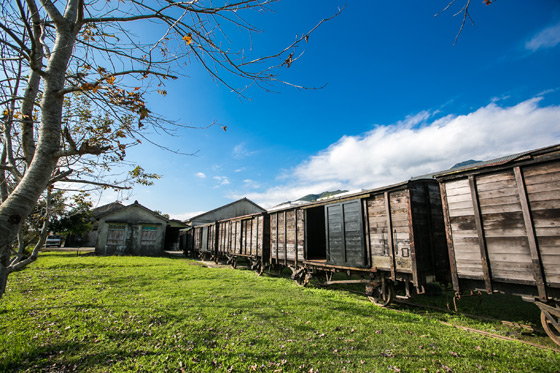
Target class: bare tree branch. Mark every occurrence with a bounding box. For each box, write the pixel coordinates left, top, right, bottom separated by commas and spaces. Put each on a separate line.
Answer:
435, 0, 493, 44
60, 178, 132, 190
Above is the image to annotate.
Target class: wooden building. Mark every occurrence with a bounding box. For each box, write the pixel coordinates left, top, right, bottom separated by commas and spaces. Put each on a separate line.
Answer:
187, 198, 265, 227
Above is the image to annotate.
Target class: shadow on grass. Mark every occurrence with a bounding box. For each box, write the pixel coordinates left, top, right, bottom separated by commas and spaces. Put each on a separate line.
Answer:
2, 334, 446, 373
37, 252, 95, 258
0, 337, 164, 372
39, 250, 190, 260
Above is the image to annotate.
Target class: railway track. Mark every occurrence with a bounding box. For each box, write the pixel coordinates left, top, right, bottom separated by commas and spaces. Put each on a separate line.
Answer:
318, 285, 560, 352
438, 321, 560, 353
393, 298, 537, 333
386, 300, 560, 354
390, 299, 560, 353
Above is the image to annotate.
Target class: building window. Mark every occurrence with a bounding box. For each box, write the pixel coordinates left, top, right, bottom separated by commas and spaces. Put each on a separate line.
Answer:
141, 226, 157, 245
107, 224, 126, 245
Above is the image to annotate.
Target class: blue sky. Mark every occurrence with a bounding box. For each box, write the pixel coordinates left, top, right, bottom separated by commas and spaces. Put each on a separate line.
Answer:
96, 0, 560, 219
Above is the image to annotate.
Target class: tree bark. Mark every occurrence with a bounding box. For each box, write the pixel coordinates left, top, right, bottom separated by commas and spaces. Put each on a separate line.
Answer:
0, 1, 82, 299
21, 0, 44, 167
0, 261, 8, 299
0, 146, 8, 203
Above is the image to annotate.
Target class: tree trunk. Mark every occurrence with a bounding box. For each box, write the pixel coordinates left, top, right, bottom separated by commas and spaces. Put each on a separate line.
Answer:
0, 15, 81, 300
0, 253, 8, 299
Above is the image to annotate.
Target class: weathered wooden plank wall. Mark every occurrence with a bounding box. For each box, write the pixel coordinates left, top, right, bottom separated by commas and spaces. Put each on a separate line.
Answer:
367, 190, 414, 274
438, 148, 560, 301
269, 209, 304, 265
477, 171, 533, 284
443, 179, 483, 279
523, 162, 560, 287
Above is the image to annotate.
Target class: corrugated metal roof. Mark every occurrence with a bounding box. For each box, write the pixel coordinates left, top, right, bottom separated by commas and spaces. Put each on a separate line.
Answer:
188, 197, 265, 221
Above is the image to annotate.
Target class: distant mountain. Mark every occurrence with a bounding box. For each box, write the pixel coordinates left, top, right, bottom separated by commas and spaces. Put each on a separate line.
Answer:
297, 190, 348, 202
451, 159, 481, 169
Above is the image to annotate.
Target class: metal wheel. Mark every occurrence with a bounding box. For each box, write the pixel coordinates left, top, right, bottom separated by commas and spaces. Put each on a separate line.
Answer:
368, 282, 395, 307
254, 263, 264, 276
295, 271, 309, 287
541, 310, 560, 346
316, 271, 332, 285
230, 257, 237, 269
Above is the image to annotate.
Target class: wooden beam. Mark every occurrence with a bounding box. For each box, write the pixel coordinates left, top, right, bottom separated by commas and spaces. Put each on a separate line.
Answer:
294, 209, 299, 267
362, 199, 372, 268
342, 204, 347, 264
384, 191, 396, 281
275, 213, 279, 264
469, 175, 493, 293
283, 210, 288, 266
256, 216, 260, 257
406, 188, 419, 287
514, 166, 548, 301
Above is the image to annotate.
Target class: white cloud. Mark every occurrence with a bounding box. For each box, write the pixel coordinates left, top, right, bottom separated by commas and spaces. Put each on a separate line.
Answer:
526, 22, 560, 51
195, 172, 206, 179
169, 211, 206, 221
239, 97, 560, 208
214, 176, 230, 185
233, 143, 256, 159
243, 179, 261, 189
240, 181, 347, 208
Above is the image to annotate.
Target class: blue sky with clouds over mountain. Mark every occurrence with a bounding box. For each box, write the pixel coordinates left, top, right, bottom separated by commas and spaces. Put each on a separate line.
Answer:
94, 1, 560, 219
238, 97, 560, 207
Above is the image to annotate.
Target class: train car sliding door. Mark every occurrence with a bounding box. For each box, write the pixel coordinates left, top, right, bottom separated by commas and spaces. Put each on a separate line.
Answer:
325, 200, 367, 267
201, 226, 209, 252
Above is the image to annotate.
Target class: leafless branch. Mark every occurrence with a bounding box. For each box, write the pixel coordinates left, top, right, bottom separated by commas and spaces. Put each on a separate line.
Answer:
60, 178, 132, 190
435, 0, 493, 44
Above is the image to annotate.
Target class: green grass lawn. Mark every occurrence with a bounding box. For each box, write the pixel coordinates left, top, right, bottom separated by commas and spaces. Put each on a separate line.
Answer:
1, 252, 559, 372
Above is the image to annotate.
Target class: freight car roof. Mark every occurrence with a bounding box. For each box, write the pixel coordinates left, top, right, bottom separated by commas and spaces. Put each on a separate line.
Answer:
267, 178, 437, 212
434, 143, 560, 179
267, 143, 560, 213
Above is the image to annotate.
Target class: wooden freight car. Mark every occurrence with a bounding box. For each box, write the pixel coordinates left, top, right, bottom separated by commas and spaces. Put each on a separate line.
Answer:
436, 144, 560, 345
179, 227, 194, 257
187, 223, 218, 260
269, 179, 449, 305
217, 213, 269, 274
268, 204, 306, 275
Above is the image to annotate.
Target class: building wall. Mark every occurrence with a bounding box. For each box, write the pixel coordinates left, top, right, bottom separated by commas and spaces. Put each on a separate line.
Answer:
191, 199, 264, 226
95, 206, 167, 256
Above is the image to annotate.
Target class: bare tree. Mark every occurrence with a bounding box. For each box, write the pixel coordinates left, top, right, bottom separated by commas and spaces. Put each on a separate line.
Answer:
436, 0, 496, 44
0, 0, 340, 298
